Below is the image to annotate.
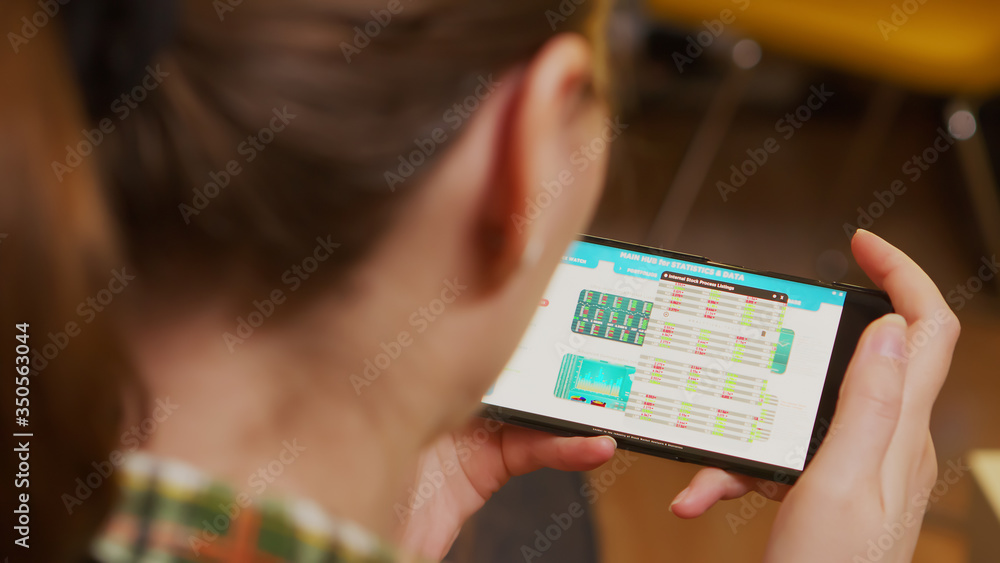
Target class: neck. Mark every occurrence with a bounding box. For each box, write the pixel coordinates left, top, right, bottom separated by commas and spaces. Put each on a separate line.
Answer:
123, 295, 431, 539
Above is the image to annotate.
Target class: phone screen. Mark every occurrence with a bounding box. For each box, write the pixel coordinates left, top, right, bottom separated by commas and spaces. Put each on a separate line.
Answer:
483, 238, 855, 476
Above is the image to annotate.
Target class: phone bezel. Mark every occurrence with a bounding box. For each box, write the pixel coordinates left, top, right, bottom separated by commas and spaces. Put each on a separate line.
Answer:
480, 235, 893, 483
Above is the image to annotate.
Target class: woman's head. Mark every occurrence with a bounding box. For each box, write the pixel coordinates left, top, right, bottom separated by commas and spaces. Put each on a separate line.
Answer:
1, 0, 611, 559
106, 0, 608, 296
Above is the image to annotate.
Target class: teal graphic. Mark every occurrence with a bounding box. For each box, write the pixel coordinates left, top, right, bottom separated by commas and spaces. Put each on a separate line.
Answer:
554, 354, 635, 411
770, 328, 795, 374
571, 290, 652, 346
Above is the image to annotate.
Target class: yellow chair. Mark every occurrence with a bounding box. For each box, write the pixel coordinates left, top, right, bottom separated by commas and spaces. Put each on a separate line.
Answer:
970, 450, 1000, 562
643, 0, 1000, 254
646, 0, 1000, 95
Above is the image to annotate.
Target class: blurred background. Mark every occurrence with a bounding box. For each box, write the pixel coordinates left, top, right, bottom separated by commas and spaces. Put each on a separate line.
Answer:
449, 0, 1000, 561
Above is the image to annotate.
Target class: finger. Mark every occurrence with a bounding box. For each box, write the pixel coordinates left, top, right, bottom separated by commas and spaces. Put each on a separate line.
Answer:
669, 467, 788, 519
499, 426, 617, 476
852, 231, 960, 487
808, 314, 907, 484
852, 230, 954, 328
852, 230, 960, 405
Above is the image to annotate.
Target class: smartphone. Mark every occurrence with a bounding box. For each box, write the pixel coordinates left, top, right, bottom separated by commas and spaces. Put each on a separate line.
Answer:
481, 235, 893, 483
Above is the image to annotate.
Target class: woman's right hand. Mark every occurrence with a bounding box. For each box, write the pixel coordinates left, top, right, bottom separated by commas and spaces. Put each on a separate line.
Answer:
763, 230, 960, 562
670, 230, 961, 562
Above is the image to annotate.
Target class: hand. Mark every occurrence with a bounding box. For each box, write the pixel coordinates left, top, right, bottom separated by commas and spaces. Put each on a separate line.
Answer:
669, 230, 960, 562
393, 417, 617, 560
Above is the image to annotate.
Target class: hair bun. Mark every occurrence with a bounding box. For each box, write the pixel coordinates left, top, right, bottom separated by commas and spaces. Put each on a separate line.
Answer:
62, 0, 178, 120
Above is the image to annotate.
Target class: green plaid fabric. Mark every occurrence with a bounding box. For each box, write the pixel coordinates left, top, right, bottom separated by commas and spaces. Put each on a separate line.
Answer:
92, 453, 420, 563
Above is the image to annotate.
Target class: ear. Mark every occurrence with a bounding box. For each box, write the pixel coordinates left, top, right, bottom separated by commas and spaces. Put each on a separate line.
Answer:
472, 33, 609, 292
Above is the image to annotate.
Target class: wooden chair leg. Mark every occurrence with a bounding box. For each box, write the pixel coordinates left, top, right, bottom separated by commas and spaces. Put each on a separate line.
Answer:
952, 100, 1000, 268
645, 63, 754, 249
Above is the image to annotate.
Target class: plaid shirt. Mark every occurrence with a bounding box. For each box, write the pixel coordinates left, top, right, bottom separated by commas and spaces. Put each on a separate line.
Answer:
92, 453, 422, 563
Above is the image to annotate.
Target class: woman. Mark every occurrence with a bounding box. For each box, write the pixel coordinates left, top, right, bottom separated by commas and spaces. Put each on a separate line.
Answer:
0, 0, 959, 561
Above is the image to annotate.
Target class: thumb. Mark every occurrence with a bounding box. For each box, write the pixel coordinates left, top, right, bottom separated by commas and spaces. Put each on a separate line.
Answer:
499, 426, 618, 476
808, 313, 907, 483
669, 467, 789, 519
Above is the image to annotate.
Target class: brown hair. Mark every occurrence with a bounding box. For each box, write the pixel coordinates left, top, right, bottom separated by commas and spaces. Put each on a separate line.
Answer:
1, 0, 605, 560
107, 0, 607, 297
1, 1, 130, 558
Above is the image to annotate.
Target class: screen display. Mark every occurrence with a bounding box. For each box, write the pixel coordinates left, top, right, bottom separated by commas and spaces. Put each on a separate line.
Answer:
483, 240, 848, 472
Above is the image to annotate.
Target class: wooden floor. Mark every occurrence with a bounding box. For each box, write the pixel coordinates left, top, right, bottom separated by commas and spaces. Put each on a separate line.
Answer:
583, 56, 1000, 563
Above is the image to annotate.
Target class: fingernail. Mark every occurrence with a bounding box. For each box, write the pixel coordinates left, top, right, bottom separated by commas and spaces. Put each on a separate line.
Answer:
853, 228, 869, 239
669, 487, 689, 513
874, 313, 907, 361
598, 436, 617, 454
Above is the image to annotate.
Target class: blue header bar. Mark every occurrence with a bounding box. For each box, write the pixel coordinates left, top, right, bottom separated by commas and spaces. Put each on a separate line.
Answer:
562, 240, 846, 311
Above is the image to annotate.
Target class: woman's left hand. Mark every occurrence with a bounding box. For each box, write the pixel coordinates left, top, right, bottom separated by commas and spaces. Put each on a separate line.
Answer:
394, 417, 617, 560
